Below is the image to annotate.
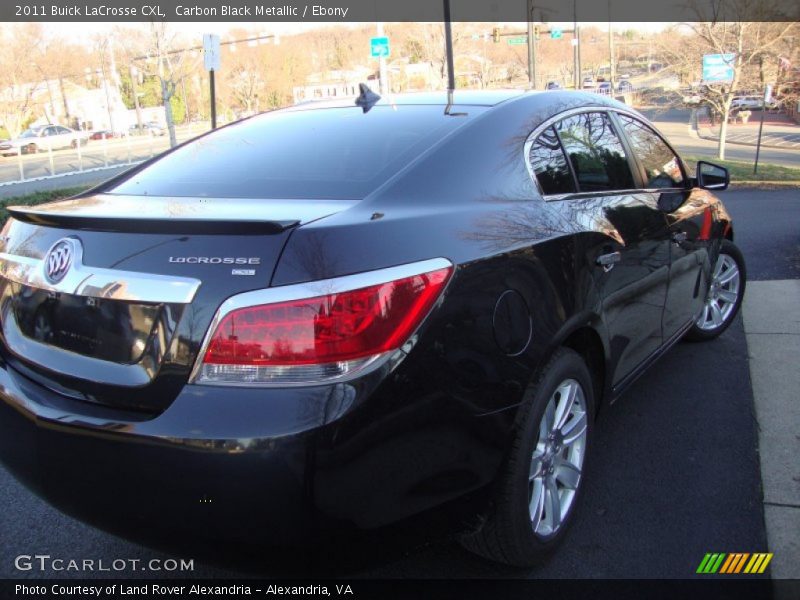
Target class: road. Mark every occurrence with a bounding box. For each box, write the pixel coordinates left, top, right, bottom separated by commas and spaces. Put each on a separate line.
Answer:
1, 188, 795, 580
643, 107, 799, 169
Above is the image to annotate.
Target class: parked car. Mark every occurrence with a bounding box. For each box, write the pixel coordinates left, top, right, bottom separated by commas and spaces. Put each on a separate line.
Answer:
730, 96, 762, 110
582, 76, 595, 89
89, 129, 123, 140
617, 80, 634, 92
683, 91, 703, 105
0, 90, 745, 566
730, 95, 777, 111
0, 125, 89, 156
596, 81, 613, 94
129, 121, 166, 136
545, 81, 562, 90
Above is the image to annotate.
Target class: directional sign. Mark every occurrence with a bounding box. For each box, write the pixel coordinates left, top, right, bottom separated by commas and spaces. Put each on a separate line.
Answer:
508, 36, 528, 45
702, 53, 735, 83
370, 36, 390, 58
550, 29, 563, 39
203, 33, 220, 71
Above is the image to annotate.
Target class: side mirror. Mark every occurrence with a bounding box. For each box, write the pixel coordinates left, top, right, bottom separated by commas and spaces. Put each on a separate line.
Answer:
696, 161, 729, 191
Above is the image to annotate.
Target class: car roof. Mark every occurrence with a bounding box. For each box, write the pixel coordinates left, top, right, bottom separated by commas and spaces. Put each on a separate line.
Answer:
286, 89, 528, 112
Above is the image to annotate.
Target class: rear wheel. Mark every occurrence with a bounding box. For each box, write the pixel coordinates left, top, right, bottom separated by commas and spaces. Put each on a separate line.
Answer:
24, 143, 37, 154
460, 348, 593, 566
685, 240, 746, 341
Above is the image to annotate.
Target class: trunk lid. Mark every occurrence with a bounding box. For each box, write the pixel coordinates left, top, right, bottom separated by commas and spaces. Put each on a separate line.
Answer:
0, 194, 355, 412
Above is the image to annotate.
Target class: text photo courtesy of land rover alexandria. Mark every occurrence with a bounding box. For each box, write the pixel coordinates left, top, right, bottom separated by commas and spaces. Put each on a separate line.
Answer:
0, 90, 745, 566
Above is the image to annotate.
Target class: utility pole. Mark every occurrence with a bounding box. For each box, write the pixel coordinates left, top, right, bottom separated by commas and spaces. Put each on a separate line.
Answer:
377, 22, 389, 94
130, 65, 143, 131
608, 1, 615, 93
58, 76, 70, 124
577, 25, 582, 87
98, 41, 115, 133
527, 0, 537, 89
573, 0, 579, 88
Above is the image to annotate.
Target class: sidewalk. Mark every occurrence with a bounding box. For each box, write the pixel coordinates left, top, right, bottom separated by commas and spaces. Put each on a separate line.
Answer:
742, 280, 800, 581
695, 110, 800, 150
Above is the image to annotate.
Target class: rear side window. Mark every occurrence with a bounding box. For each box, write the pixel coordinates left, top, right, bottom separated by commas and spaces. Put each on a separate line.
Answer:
555, 112, 635, 192
107, 106, 478, 200
618, 115, 684, 188
528, 126, 576, 195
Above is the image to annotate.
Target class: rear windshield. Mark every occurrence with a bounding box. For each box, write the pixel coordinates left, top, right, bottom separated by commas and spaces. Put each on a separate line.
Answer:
107, 105, 478, 200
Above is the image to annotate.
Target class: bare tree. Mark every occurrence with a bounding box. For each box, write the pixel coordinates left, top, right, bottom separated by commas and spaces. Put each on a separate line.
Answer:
149, 23, 191, 147
0, 25, 45, 136
664, 6, 798, 159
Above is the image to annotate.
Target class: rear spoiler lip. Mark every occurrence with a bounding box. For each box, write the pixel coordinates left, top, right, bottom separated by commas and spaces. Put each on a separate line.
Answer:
5, 193, 359, 235
6, 207, 298, 235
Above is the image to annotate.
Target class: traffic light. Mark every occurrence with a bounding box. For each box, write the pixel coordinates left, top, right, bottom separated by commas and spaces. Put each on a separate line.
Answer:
534, 26, 540, 41
493, 27, 500, 43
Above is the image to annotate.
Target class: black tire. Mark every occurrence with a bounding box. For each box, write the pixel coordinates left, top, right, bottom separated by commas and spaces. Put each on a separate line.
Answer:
24, 143, 37, 155
70, 139, 78, 149
460, 347, 594, 566
684, 239, 746, 342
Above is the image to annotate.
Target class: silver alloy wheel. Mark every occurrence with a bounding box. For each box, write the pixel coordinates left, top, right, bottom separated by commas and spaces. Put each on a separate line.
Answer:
696, 253, 741, 331
528, 378, 588, 539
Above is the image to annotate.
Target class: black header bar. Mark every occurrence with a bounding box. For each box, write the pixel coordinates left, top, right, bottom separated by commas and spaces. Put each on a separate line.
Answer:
2, 0, 799, 22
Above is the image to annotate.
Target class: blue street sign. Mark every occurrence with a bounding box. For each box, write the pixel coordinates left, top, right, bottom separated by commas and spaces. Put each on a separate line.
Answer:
550, 29, 563, 39
370, 36, 390, 58
702, 53, 735, 83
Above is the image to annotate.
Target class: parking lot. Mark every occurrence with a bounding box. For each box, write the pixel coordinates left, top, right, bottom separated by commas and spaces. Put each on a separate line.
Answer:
0, 188, 795, 579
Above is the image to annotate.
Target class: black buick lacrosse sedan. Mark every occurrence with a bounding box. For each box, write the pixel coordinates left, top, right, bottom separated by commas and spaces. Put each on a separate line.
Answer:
0, 90, 745, 566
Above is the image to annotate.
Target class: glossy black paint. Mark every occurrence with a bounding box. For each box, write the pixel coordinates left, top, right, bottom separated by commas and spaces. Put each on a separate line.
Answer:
0, 91, 733, 542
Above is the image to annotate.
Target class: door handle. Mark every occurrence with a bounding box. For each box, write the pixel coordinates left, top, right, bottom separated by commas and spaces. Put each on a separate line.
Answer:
596, 251, 621, 272
672, 231, 688, 244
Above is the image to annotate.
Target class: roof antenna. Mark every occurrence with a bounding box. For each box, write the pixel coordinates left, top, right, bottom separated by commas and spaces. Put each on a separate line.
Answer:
443, 0, 456, 115
355, 83, 381, 113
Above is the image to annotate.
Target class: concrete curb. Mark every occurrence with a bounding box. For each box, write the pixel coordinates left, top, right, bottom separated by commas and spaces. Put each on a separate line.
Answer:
742, 280, 800, 580
730, 182, 800, 189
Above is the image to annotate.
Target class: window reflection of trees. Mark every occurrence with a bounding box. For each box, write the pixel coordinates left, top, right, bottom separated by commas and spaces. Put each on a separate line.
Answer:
556, 113, 634, 192
618, 115, 684, 188
528, 127, 575, 195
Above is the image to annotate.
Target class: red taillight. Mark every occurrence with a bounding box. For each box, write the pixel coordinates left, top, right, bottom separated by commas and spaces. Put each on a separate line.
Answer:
194, 263, 452, 385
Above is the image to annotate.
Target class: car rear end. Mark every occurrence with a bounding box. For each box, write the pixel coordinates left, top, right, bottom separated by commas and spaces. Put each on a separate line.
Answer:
0, 98, 491, 542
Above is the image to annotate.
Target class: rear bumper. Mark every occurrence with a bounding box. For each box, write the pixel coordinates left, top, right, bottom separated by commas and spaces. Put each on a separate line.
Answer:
0, 356, 507, 544
0, 360, 329, 543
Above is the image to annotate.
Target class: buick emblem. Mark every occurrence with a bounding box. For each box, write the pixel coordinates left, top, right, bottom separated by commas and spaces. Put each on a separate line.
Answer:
44, 238, 77, 283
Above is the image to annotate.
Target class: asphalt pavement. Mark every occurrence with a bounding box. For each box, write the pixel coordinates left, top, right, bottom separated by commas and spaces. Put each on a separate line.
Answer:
641, 108, 799, 169
1, 188, 795, 580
